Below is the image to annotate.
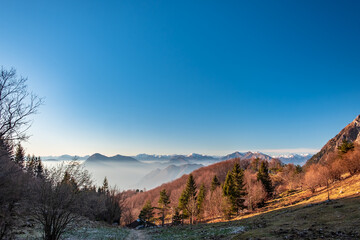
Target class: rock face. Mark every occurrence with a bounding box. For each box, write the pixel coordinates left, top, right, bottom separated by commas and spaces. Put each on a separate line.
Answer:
305, 115, 360, 167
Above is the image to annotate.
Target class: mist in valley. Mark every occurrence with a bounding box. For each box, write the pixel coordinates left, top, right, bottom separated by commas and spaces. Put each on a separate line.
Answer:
41, 157, 210, 190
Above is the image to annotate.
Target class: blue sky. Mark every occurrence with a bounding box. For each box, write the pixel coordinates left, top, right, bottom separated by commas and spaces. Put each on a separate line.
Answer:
1, 0, 359, 156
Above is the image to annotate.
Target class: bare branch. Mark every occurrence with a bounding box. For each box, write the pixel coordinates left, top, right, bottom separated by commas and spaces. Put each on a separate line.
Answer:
0, 67, 43, 143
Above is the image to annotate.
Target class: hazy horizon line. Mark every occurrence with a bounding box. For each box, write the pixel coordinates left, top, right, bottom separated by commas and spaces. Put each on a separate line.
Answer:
39, 148, 319, 158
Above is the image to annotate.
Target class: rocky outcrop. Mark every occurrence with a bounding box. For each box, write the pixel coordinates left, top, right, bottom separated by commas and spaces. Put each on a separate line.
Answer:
305, 115, 360, 167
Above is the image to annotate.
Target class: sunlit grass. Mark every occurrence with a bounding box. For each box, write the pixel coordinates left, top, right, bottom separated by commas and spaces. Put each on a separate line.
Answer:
145, 174, 360, 239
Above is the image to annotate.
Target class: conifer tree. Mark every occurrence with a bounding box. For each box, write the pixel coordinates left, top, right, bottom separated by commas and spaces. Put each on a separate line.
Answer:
172, 207, 182, 225
158, 189, 170, 226
338, 138, 354, 154
257, 161, 273, 197
62, 171, 71, 184
102, 177, 109, 193
196, 183, 206, 219
178, 174, 197, 224
14, 143, 25, 168
211, 175, 220, 193
26, 154, 36, 176
139, 200, 154, 223
231, 163, 246, 213
222, 170, 235, 217
35, 157, 44, 178
223, 163, 247, 216
61, 171, 78, 191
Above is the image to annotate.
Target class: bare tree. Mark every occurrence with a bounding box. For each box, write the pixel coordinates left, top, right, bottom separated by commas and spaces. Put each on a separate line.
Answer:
0, 138, 29, 239
244, 170, 267, 210
0, 67, 43, 142
30, 162, 93, 240
101, 187, 123, 225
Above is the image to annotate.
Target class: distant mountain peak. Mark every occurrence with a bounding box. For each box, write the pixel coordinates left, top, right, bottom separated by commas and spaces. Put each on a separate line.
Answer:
221, 151, 273, 161
86, 153, 139, 163
187, 153, 201, 157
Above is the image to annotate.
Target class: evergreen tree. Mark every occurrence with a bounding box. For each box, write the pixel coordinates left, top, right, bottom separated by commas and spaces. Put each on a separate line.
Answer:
222, 170, 235, 218
35, 157, 44, 178
250, 158, 261, 171
196, 183, 206, 219
61, 171, 78, 191
26, 154, 36, 176
102, 177, 109, 193
178, 174, 197, 224
231, 163, 246, 213
295, 165, 302, 174
210, 175, 221, 193
62, 171, 71, 184
222, 170, 234, 198
14, 143, 25, 168
158, 189, 171, 226
257, 161, 273, 197
222, 163, 247, 217
338, 138, 354, 154
139, 200, 154, 223
172, 207, 182, 225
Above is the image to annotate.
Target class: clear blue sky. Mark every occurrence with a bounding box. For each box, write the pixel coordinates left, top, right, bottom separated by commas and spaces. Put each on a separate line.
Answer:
1, 0, 359, 156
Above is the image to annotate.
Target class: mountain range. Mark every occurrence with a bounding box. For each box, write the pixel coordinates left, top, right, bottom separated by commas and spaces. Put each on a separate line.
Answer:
85, 153, 139, 164
133, 153, 216, 162
42, 154, 89, 161
277, 154, 313, 165
220, 151, 273, 161
42, 151, 313, 166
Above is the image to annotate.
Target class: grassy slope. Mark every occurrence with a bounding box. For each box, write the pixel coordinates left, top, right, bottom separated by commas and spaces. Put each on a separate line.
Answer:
15, 219, 130, 240
63, 226, 129, 240
145, 174, 360, 239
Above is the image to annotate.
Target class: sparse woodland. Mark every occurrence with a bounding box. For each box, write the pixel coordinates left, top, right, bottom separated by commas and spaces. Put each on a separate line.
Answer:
0, 67, 124, 240
122, 140, 360, 227
1, 66, 360, 239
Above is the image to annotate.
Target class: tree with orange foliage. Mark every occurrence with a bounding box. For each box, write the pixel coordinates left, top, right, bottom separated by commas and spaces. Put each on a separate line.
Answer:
341, 145, 360, 176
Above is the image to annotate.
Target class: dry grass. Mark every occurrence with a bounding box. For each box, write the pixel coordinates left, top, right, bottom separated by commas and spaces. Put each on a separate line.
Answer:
146, 174, 360, 239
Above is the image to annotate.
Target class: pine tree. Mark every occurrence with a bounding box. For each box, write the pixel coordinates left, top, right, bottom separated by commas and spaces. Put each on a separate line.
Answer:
257, 161, 273, 197
196, 183, 206, 220
172, 207, 182, 225
158, 189, 171, 226
102, 177, 109, 193
250, 158, 261, 171
295, 165, 302, 174
222, 163, 247, 217
14, 143, 25, 168
62, 171, 71, 184
139, 200, 154, 224
35, 157, 44, 178
178, 174, 197, 224
338, 138, 354, 154
61, 171, 78, 191
210, 175, 221, 193
222, 170, 235, 218
231, 163, 246, 213
26, 154, 36, 176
